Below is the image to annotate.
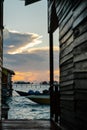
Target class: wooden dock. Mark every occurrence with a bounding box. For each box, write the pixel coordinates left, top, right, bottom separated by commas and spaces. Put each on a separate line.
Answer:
0, 119, 61, 130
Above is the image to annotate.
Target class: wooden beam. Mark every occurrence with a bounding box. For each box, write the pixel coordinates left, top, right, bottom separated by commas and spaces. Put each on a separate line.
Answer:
49, 33, 54, 119
25, 0, 41, 6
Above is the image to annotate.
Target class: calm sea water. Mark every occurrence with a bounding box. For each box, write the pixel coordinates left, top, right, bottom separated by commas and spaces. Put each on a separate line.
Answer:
6, 84, 50, 120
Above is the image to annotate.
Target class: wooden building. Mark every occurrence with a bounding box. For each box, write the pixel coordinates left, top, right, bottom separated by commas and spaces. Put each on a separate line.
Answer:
0, 0, 3, 120
48, 0, 87, 129
2, 67, 15, 119
2, 67, 15, 98
0, 0, 87, 130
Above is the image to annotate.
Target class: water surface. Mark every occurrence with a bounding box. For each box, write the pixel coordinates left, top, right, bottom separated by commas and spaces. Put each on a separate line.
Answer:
7, 84, 50, 119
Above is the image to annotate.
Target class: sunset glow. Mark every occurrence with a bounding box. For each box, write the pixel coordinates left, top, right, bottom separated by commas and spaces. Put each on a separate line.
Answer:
4, 1, 59, 83
13, 70, 51, 83
13, 69, 60, 83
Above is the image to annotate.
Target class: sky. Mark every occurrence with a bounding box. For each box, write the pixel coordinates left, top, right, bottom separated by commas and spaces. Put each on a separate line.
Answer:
3, 0, 59, 83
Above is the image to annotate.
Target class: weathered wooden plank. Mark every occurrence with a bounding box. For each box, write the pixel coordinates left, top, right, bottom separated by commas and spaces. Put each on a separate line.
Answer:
58, 1, 72, 24
60, 57, 73, 67
60, 53, 73, 65
60, 74, 74, 82
60, 42, 73, 58
1, 120, 61, 130
60, 84, 74, 91
60, 80, 74, 87
74, 53, 87, 63
1, 129, 50, 130
61, 90, 74, 96
60, 62, 73, 72
74, 61, 87, 71
60, 10, 72, 32
73, 7, 87, 28
60, 29, 73, 45
56, 0, 66, 14
59, 17, 73, 40
60, 96, 74, 101
73, 42, 87, 56
60, 35, 73, 52
60, 67, 74, 77
73, 31, 87, 47
73, 19, 87, 38
72, 0, 82, 10
73, 1, 87, 21
55, 0, 64, 17
57, 0, 68, 21
74, 70, 87, 78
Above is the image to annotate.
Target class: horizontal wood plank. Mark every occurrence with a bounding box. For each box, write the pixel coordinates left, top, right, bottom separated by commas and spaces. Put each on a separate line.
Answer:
60, 84, 74, 91
74, 61, 87, 71
59, 17, 73, 40
60, 30, 73, 45
73, 18, 87, 38
60, 42, 73, 58
60, 53, 73, 65
1, 120, 60, 130
73, 31, 87, 47
74, 53, 87, 63
73, 1, 87, 21
73, 7, 87, 28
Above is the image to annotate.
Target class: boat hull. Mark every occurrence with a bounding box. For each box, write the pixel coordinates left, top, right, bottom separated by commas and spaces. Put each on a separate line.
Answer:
15, 90, 29, 96
27, 95, 50, 105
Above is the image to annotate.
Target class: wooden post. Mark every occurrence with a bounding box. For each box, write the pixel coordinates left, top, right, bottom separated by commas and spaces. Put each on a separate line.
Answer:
49, 32, 54, 119
0, 0, 3, 119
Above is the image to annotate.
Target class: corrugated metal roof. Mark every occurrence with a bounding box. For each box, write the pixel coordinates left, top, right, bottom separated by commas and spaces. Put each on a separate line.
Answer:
25, 0, 41, 6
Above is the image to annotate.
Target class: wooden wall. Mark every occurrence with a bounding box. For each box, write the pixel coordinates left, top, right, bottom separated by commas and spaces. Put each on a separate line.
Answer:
48, 0, 87, 129
0, 0, 3, 119
56, 1, 75, 129
73, 1, 87, 129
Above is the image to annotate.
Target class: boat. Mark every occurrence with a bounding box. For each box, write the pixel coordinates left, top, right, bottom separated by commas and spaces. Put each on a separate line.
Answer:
15, 90, 50, 105
15, 89, 49, 96
26, 95, 50, 105
15, 90, 29, 96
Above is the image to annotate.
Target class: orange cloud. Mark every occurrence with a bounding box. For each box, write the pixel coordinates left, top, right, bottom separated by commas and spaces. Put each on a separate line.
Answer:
12, 70, 50, 83
13, 71, 33, 82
